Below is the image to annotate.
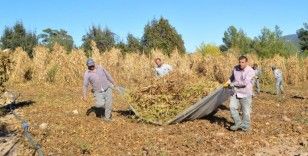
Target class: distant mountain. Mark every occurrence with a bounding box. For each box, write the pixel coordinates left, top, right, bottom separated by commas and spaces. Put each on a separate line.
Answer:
283, 34, 300, 44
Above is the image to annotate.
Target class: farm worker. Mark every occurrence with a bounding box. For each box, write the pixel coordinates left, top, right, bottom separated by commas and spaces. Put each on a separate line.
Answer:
154, 58, 173, 77
252, 63, 261, 95
82, 58, 115, 122
224, 56, 255, 131
271, 66, 284, 95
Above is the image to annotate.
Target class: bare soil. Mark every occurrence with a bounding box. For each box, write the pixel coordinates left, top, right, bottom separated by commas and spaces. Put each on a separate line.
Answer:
1, 82, 307, 155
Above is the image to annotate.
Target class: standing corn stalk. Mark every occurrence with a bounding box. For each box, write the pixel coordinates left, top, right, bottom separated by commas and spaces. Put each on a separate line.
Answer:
0, 51, 13, 93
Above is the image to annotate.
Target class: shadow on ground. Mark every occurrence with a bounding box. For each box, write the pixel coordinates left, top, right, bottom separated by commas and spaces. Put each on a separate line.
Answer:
0, 100, 35, 117
114, 109, 135, 117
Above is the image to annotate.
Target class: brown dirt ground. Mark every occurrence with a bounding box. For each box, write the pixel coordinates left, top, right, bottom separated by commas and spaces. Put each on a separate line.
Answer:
2, 82, 308, 156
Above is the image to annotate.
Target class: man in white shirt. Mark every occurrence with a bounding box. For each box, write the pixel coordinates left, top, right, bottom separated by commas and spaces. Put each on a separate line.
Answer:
272, 66, 284, 95
252, 63, 261, 95
154, 58, 173, 77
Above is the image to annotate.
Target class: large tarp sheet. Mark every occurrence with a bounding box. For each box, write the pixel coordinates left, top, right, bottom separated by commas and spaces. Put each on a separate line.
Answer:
166, 87, 233, 124
130, 87, 233, 125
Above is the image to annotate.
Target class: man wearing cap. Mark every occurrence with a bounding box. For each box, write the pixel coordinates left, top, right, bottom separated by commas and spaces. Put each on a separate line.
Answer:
224, 56, 255, 131
272, 66, 284, 95
82, 58, 115, 122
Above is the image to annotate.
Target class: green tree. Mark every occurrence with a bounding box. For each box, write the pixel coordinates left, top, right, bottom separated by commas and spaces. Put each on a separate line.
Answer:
116, 41, 128, 54
82, 26, 116, 54
221, 26, 252, 54
0, 22, 38, 57
127, 34, 142, 53
141, 17, 185, 55
302, 50, 308, 57
39, 28, 74, 52
196, 43, 221, 56
252, 26, 298, 58
219, 45, 228, 52
222, 26, 238, 49
297, 23, 308, 52
117, 34, 142, 54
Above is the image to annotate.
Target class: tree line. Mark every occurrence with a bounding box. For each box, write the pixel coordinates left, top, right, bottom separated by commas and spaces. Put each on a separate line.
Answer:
0, 17, 307, 58
219, 25, 307, 57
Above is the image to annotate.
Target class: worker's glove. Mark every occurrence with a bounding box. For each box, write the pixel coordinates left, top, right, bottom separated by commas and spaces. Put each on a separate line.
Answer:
224, 82, 235, 89
115, 86, 125, 95
223, 82, 230, 88
111, 85, 125, 95
224, 80, 233, 88
229, 83, 235, 88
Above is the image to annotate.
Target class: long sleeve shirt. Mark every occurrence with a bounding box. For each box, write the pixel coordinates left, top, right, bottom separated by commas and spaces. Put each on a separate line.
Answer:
254, 68, 261, 79
273, 69, 283, 80
155, 64, 173, 77
229, 65, 255, 98
83, 66, 115, 98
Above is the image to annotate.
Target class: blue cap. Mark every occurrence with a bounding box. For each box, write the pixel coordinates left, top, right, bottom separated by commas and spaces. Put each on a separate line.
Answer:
86, 58, 95, 66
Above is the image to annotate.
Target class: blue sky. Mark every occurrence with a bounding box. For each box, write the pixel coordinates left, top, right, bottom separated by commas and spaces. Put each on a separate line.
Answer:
0, 0, 307, 52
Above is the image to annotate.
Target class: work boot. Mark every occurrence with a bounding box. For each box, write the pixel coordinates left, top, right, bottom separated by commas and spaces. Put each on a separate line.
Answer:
230, 124, 241, 131
94, 107, 104, 117
86, 107, 95, 116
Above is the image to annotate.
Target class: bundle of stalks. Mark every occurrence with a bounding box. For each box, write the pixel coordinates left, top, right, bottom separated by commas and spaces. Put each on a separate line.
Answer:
128, 72, 221, 124
0, 51, 13, 93
4, 44, 307, 88
212, 53, 237, 83
90, 41, 101, 63
45, 43, 70, 84
10, 47, 32, 82
286, 55, 301, 85
32, 46, 50, 82
100, 48, 122, 69
120, 53, 152, 87
191, 53, 208, 77
304, 58, 308, 80
170, 50, 192, 75
246, 53, 260, 67
261, 54, 286, 85
68, 49, 87, 85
